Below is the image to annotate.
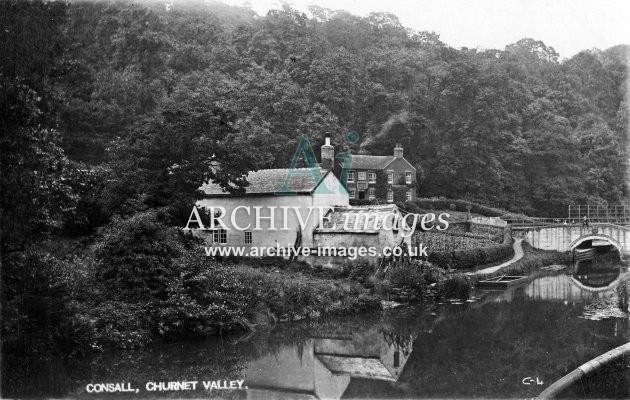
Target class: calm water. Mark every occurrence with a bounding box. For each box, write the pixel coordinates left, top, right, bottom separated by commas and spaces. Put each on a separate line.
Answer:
8, 253, 630, 399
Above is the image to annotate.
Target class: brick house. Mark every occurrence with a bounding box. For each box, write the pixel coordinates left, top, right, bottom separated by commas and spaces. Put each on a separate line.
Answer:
320, 138, 417, 204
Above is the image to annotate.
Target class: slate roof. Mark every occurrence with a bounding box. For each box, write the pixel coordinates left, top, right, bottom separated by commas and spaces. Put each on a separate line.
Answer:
314, 204, 399, 233
199, 168, 328, 196
349, 155, 395, 170
315, 354, 396, 381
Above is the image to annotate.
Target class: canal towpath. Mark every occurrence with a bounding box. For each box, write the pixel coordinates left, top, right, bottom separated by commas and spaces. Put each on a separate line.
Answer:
469, 238, 525, 276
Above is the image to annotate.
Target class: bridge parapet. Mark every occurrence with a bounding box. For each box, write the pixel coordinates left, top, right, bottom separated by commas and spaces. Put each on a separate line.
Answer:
507, 218, 630, 229
523, 223, 630, 259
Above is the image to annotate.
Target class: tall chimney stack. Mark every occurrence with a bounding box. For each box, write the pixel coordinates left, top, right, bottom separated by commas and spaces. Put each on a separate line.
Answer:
321, 137, 334, 169
394, 143, 403, 158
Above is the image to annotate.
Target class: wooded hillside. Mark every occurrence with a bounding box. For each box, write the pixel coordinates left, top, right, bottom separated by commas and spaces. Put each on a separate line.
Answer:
2, 0, 628, 240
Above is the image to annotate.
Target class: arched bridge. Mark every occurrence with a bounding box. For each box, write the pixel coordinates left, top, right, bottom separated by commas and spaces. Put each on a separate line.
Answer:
521, 223, 630, 259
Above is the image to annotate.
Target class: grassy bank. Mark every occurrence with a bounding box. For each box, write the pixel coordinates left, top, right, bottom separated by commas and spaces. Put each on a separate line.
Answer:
74, 257, 471, 351
478, 242, 571, 279
2, 211, 472, 358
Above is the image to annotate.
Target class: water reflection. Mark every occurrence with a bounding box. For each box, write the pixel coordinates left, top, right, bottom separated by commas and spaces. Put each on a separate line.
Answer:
243, 324, 414, 399
573, 257, 623, 289
7, 250, 630, 399
241, 251, 630, 399
487, 253, 625, 306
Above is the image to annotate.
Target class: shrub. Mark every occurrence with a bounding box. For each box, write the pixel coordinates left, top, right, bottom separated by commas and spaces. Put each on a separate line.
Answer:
145, 250, 257, 339
427, 251, 453, 268
151, 292, 242, 339
421, 263, 447, 284
443, 273, 471, 300
94, 212, 184, 301
388, 262, 426, 296
233, 265, 379, 320
327, 292, 380, 315
1, 249, 97, 357
178, 253, 252, 310
370, 277, 394, 298
89, 301, 152, 349
87, 249, 260, 347
347, 262, 375, 283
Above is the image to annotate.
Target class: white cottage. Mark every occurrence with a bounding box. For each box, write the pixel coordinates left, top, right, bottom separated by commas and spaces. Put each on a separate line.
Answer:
195, 167, 349, 249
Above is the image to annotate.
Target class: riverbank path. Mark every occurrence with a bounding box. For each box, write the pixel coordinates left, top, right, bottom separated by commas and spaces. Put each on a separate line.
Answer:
470, 238, 524, 276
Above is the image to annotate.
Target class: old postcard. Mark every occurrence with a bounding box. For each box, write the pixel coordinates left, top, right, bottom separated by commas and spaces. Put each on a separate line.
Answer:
1, 0, 629, 398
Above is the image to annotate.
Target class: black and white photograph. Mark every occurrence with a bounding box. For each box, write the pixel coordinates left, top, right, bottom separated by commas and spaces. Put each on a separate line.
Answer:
1, 0, 629, 398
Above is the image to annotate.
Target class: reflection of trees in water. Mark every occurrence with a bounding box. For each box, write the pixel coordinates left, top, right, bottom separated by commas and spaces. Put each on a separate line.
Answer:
263, 323, 310, 361
10, 318, 340, 398
24, 295, 630, 399
345, 300, 630, 399
265, 309, 438, 342
381, 330, 414, 358
617, 280, 630, 312
27, 280, 630, 399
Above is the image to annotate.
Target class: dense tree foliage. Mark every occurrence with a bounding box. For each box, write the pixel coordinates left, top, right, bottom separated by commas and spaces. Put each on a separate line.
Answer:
8, 0, 620, 219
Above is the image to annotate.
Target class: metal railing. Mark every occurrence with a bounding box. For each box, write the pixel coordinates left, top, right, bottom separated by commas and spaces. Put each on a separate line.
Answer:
568, 205, 630, 221
502, 217, 630, 228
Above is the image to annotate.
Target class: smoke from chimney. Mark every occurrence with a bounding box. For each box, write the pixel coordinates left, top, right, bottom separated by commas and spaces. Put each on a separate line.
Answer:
360, 111, 409, 152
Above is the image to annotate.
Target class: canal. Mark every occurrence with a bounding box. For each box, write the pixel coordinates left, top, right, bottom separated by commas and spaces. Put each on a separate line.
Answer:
12, 252, 630, 399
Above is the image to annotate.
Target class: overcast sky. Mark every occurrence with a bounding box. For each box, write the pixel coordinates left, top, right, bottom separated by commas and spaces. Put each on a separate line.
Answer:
220, 0, 629, 59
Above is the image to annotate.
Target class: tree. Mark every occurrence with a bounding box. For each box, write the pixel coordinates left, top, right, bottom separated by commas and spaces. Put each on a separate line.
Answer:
0, 81, 76, 252
104, 85, 264, 222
